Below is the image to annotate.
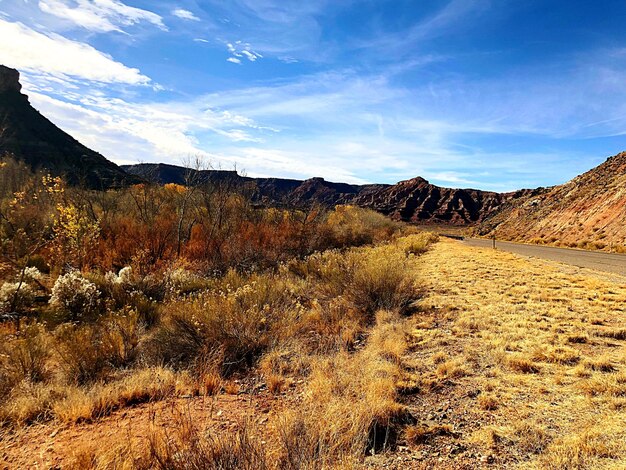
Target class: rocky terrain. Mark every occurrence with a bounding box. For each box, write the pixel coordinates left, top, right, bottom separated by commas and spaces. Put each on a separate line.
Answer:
349, 177, 530, 224
0, 65, 139, 188
476, 152, 626, 250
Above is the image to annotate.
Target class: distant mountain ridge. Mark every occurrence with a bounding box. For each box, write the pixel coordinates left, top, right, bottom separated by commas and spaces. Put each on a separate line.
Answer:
122, 163, 524, 224
0, 65, 139, 188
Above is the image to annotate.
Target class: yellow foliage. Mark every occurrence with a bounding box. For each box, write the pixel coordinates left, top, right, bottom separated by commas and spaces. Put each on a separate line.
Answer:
164, 183, 187, 194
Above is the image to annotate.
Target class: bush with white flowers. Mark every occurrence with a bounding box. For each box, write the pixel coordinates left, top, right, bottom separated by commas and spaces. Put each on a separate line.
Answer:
23, 266, 42, 282
165, 267, 196, 294
105, 266, 134, 287
49, 271, 100, 318
0, 281, 35, 314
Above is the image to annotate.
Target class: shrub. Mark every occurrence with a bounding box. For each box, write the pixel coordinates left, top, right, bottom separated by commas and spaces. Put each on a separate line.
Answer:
23, 266, 43, 282
290, 242, 420, 319
104, 266, 134, 286
165, 267, 200, 295
54, 313, 139, 384
145, 273, 303, 374
400, 232, 440, 255
49, 271, 100, 320
326, 205, 401, 247
0, 281, 35, 314
0, 323, 50, 397
94, 269, 161, 327
26, 255, 49, 274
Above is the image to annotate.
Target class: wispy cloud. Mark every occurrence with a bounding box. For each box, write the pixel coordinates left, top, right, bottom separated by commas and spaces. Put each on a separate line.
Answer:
225, 41, 263, 63
172, 8, 200, 22
37, 0, 166, 33
0, 19, 150, 84
2, 0, 624, 191
21, 74, 270, 162
352, 0, 492, 60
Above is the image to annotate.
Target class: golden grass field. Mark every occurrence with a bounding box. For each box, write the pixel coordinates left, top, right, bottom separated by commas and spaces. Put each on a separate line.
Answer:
2, 235, 626, 469
399, 238, 626, 469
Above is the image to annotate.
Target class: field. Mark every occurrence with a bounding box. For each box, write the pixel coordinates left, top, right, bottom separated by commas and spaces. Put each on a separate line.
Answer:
2, 233, 625, 469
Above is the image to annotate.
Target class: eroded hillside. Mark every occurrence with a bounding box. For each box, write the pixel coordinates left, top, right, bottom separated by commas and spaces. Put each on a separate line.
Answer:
477, 152, 626, 251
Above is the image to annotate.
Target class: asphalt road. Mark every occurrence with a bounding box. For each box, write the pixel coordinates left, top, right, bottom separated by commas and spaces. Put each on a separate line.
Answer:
463, 238, 626, 277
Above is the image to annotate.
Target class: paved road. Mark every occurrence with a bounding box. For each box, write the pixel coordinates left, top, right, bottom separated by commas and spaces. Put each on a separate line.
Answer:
463, 238, 626, 277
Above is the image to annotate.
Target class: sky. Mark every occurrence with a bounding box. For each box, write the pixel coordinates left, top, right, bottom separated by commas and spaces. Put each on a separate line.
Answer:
1, 1, 626, 190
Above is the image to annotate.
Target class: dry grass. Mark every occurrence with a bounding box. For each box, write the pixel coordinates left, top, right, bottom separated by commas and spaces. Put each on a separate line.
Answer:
410, 239, 626, 468
274, 309, 415, 467
477, 393, 499, 411
0, 367, 195, 425
8, 233, 626, 468
594, 327, 626, 341
64, 412, 269, 470
505, 354, 541, 374
533, 426, 623, 470
405, 423, 455, 444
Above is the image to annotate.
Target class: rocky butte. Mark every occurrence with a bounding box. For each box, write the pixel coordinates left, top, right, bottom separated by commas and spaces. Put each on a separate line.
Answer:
0, 65, 139, 188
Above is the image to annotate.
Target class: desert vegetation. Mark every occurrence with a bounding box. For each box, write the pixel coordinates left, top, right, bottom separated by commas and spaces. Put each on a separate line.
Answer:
2, 156, 626, 469
0, 156, 443, 467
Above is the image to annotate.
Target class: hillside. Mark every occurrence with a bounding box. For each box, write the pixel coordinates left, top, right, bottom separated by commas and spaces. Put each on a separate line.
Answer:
477, 152, 626, 250
124, 163, 522, 224
0, 65, 139, 188
350, 176, 530, 224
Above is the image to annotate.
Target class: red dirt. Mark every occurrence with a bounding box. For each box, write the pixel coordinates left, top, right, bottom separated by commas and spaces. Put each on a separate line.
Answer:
1, 391, 287, 469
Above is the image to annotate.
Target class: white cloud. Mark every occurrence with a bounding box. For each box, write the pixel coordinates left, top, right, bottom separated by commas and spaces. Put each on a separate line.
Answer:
172, 8, 199, 21
0, 19, 150, 84
38, 0, 166, 33
21, 78, 269, 165
225, 41, 263, 63
227, 57, 242, 64
194, 38, 209, 43
22, 66, 592, 191
241, 50, 261, 61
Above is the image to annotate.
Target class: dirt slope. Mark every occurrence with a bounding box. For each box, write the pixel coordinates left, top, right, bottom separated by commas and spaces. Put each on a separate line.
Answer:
477, 152, 626, 250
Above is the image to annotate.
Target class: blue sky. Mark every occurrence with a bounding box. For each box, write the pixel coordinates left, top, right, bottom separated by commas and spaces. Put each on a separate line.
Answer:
1, 0, 626, 190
